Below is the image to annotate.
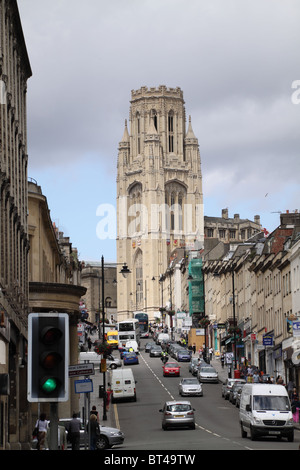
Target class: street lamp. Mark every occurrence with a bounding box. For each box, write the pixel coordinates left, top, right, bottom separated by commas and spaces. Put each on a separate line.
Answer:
152, 274, 166, 326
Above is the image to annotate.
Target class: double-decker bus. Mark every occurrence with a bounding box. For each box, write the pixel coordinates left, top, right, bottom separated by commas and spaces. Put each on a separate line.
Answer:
134, 312, 149, 338
117, 318, 141, 346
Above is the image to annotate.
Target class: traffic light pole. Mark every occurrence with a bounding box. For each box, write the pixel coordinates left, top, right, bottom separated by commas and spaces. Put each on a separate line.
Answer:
49, 403, 58, 450
101, 255, 107, 420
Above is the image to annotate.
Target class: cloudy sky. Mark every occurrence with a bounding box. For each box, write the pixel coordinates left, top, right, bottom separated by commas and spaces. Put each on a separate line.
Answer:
18, 0, 300, 262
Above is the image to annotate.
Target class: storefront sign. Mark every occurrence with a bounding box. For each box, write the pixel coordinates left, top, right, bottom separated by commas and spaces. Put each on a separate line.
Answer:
263, 334, 273, 346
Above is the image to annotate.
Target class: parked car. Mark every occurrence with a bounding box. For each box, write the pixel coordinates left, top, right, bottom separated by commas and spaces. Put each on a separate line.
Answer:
149, 345, 163, 357
222, 378, 245, 400
179, 378, 203, 397
159, 401, 195, 430
145, 341, 156, 352
228, 380, 246, 405
169, 344, 182, 359
176, 349, 192, 362
162, 361, 180, 377
235, 384, 246, 408
123, 351, 139, 365
229, 380, 246, 404
59, 418, 125, 449
189, 357, 199, 375
79, 352, 121, 369
197, 365, 218, 383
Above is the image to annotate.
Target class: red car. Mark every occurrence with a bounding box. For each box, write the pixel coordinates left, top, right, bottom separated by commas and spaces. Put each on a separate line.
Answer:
163, 361, 180, 377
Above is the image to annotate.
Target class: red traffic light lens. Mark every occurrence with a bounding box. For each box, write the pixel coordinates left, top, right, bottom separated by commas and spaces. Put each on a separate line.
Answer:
40, 326, 63, 345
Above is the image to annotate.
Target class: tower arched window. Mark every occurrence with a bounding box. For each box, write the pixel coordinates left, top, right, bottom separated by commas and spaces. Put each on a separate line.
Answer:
136, 112, 141, 155
168, 111, 174, 152
150, 109, 158, 131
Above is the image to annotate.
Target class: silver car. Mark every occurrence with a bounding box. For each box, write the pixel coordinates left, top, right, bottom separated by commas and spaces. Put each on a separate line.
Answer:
59, 418, 125, 449
78, 352, 121, 369
179, 378, 203, 397
222, 378, 245, 399
159, 401, 195, 430
197, 365, 218, 383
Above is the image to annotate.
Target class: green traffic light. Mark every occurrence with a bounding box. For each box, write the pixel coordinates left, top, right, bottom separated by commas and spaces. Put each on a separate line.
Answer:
42, 377, 58, 393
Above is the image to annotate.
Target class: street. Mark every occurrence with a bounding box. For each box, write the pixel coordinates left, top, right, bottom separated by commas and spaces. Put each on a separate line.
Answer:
109, 339, 300, 451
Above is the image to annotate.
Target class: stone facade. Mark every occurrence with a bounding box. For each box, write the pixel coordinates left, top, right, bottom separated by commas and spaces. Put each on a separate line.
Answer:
28, 180, 86, 436
116, 86, 204, 321
203, 211, 300, 388
0, 0, 32, 449
81, 262, 117, 325
204, 208, 262, 243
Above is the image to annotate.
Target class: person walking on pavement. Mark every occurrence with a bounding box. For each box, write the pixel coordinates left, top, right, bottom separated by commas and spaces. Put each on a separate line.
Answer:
68, 413, 81, 450
88, 413, 100, 450
90, 405, 100, 423
35, 413, 49, 450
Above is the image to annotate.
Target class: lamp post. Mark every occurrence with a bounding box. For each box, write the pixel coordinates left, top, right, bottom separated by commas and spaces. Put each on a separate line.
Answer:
152, 274, 166, 326
98, 256, 131, 420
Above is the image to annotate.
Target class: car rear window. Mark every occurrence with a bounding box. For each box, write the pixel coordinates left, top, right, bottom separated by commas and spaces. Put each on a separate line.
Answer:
167, 404, 191, 412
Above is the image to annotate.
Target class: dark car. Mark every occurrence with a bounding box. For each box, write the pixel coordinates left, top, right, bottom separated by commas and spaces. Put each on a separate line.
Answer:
123, 351, 139, 365
145, 342, 156, 353
150, 345, 163, 357
176, 349, 192, 362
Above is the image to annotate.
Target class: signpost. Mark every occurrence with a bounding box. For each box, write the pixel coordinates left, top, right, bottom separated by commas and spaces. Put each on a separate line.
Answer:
69, 363, 95, 377
69, 362, 94, 450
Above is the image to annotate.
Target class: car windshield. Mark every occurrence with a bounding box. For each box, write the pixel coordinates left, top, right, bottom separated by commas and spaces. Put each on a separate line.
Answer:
253, 395, 291, 411
167, 404, 192, 412
201, 367, 216, 373
126, 353, 136, 357
182, 379, 198, 384
165, 363, 178, 367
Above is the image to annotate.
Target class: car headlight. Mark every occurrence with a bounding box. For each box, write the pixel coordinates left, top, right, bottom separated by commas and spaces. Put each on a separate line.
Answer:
253, 416, 262, 425
287, 417, 294, 426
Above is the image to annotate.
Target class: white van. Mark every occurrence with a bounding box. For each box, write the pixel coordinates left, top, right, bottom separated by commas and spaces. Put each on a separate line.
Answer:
157, 333, 170, 345
239, 384, 294, 442
125, 340, 139, 353
111, 368, 137, 402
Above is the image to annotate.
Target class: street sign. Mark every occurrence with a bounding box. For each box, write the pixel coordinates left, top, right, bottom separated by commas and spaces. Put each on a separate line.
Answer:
69, 363, 95, 377
74, 379, 93, 394
292, 321, 300, 337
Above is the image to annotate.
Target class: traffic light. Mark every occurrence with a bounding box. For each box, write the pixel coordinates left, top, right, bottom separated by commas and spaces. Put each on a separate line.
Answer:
28, 313, 69, 402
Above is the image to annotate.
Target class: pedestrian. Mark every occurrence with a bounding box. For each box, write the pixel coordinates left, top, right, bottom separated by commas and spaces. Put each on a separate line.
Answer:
276, 375, 284, 385
221, 353, 225, 369
68, 413, 81, 450
291, 387, 299, 404
192, 343, 196, 355
90, 405, 99, 422
35, 413, 49, 450
106, 385, 112, 411
253, 370, 260, 383
88, 413, 100, 450
287, 379, 295, 399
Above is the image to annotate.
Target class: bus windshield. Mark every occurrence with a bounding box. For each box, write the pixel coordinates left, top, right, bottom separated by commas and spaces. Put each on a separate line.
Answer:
118, 322, 134, 332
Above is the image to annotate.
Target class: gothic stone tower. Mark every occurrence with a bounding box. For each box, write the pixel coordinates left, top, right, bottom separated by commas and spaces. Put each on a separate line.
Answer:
116, 86, 204, 321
